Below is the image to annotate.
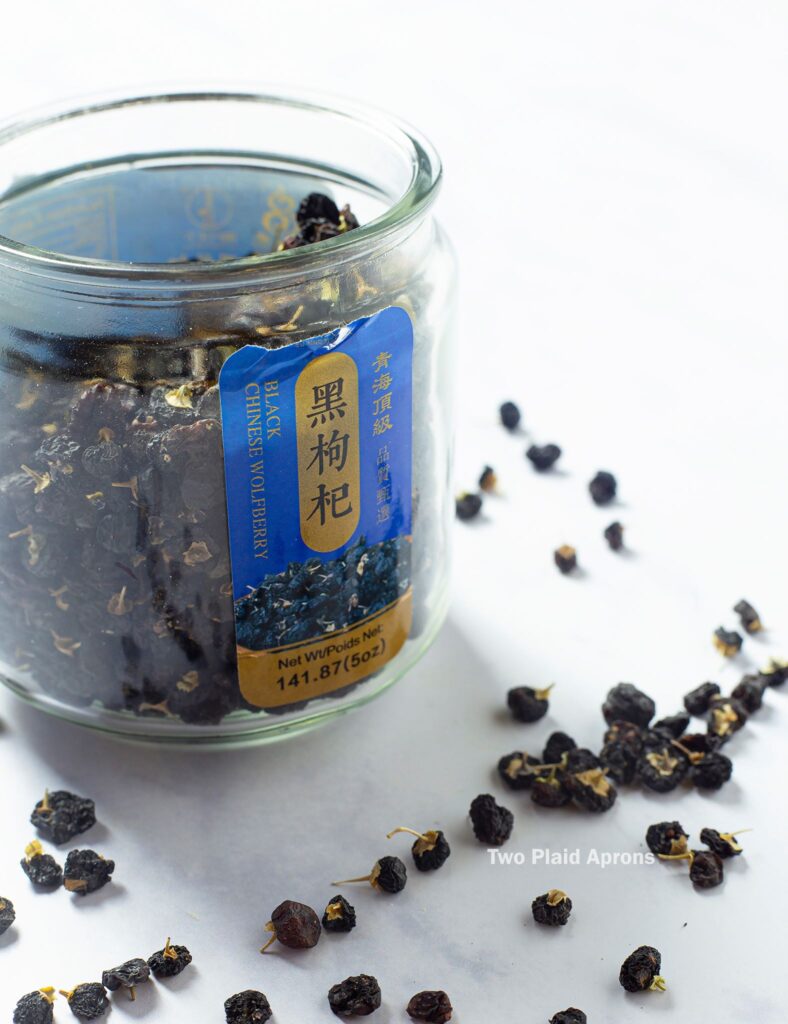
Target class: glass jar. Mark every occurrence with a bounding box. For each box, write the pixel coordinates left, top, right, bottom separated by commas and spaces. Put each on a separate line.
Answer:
0, 90, 456, 745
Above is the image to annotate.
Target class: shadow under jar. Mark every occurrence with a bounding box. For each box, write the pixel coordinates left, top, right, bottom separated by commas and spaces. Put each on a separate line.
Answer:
0, 90, 456, 745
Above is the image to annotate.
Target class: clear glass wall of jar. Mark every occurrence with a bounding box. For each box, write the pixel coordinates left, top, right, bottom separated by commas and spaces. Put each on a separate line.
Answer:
0, 90, 456, 745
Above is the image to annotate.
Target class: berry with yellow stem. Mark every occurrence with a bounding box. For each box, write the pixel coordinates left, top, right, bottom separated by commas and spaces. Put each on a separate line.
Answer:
387, 826, 451, 871
147, 938, 193, 978
658, 849, 724, 889
332, 855, 408, 894
59, 982, 109, 1020
260, 900, 321, 953
507, 684, 554, 723
619, 946, 666, 993
700, 828, 751, 859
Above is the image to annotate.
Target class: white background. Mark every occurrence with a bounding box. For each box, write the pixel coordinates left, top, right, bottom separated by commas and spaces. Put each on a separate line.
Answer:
1, 2, 788, 1021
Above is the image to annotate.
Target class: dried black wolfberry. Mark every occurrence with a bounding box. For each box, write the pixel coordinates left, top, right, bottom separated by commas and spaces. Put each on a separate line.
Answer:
707, 697, 747, 740
619, 946, 665, 992
507, 684, 553, 723
713, 627, 743, 658
260, 900, 322, 952
469, 794, 514, 845
13, 989, 57, 1024
602, 683, 655, 728
532, 889, 572, 926
554, 545, 577, 574
101, 959, 150, 1000
589, 471, 617, 506
683, 681, 721, 716
565, 748, 600, 773
387, 826, 451, 871
322, 895, 356, 933
731, 674, 766, 713
497, 751, 542, 790
673, 732, 721, 759
406, 989, 453, 1022
297, 192, 340, 226
63, 849, 114, 895
652, 712, 690, 738
531, 772, 571, 808
566, 768, 618, 812
499, 401, 521, 430
224, 990, 272, 1024
646, 821, 688, 856
700, 828, 748, 858
333, 855, 407, 894
761, 658, 788, 686
21, 840, 63, 889
526, 444, 561, 471
549, 1010, 587, 1024
147, 938, 192, 978
600, 740, 639, 784
30, 790, 95, 845
690, 751, 733, 790
637, 745, 689, 793
60, 983, 109, 1020
455, 492, 483, 522
660, 849, 724, 889
478, 466, 497, 492
0, 896, 15, 934
328, 974, 381, 1017
543, 731, 577, 763
734, 599, 762, 634
603, 521, 624, 550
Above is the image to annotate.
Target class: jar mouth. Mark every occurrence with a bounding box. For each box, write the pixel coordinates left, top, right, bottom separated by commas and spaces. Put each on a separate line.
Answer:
0, 87, 442, 282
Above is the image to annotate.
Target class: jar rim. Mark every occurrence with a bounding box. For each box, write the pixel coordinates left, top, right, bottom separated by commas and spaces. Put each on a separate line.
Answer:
0, 87, 442, 283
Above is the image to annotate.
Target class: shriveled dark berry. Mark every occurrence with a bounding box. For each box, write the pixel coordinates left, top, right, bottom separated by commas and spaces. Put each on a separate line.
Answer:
498, 751, 541, 790
13, 990, 56, 1024
652, 712, 690, 739
549, 1010, 586, 1024
147, 939, 192, 978
603, 720, 644, 752
297, 192, 340, 227
507, 684, 552, 723
532, 889, 572, 926
713, 627, 743, 658
328, 974, 381, 1016
602, 683, 655, 728
322, 895, 356, 933
684, 681, 720, 716
619, 945, 665, 992
689, 850, 724, 888
646, 821, 689, 856
385, 827, 450, 872
262, 900, 321, 951
565, 748, 600, 773
603, 521, 624, 550
81, 440, 123, 480
21, 842, 63, 888
675, 732, 721, 757
761, 658, 788, 686
690, 752, 733, 790
0, 896, 15, 935
478, 466, 497, 492
543, 731, 576, 763
554, 545, 577, 574
101, 958, 150, 995
589, 470, 617, 505
406, 990, 453, 1022
63, 850, 114, 895
637, 745, 689, 792
531, 773, 572, 808
565, 768, 617, 812
700, 828, 746, 858
30, 790, 96, 845
224, 990, 272, 1024
62, 982, 109, 1020
332, 856, 407, 894
499, 401, 521, 430
731, 674, 766, 713
600, 740, 639, 784
526, 444, 561, 471
707, 697, 748, 739
734, 599, 762, 634
455, 492, 482, 521
469, 793, 513, 845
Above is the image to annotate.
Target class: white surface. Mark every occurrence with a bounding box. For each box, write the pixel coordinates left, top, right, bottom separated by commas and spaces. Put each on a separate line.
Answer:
2, 2, 788, 1020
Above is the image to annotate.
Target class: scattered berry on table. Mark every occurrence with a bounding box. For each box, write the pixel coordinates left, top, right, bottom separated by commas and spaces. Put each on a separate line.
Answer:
684, 681, 721, 716
406, 989, 453, 1022
637, 744, 689, 793
600, 739, 639, 784
455, 492, 483, 522
101, 959, 150, 1000
260, 900, 322, 952
469, 794, 514, 845
603, 521, 624, 550
387, 826, 451, 871
660, 849, 724, 889
652, 711, 690, 738
543, 731, 576, 763
0, 896, 15, 935
63, 850, 114, 895
499, 401, 522, 431
12, 988, 57, 1024
328, 974, 382, 1017
602, 683, 656, 728
690, 751, 733, 790
497, 751, 542, 790
224, 989, 272, 1024
30, 790, 96, 845
700, 828, 748, 858
549, 1010, 587, 1024
731, 674, 767, 713
322, 895, 357, 933
565, 768, 618, 812
526, 444, 561, 471
553, 545, 577, 574
332, 856, 407, 894
21, 840, 63, 889
619, 946, 665, 993
60, 983, 109, 1020
147, 938, 192, 978
734, 599, 762, 634
646, 821, 689, 857
532, 889, 573, 926
478, 466, 498, 492
761, 658, 788, 686
589, 470, 617, 506
565, 747, 601, 773
707, 697, 747, 739
531, 772, 572, 808
713, 627, 743, 658
507, 684, 553, 723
